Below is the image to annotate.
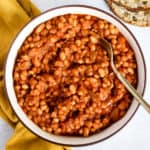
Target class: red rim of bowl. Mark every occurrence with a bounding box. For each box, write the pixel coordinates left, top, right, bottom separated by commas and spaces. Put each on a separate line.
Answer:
4, 5, 147, 147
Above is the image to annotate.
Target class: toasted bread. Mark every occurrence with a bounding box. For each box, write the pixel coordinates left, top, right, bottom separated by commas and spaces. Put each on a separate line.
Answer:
106, 0, 150, 26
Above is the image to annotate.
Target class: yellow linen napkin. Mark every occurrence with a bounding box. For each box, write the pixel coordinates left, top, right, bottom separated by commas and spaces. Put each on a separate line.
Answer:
0, 0, 70, 150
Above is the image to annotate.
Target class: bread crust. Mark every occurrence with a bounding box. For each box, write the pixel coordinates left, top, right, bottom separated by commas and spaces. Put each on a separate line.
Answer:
112, 0, 150, 11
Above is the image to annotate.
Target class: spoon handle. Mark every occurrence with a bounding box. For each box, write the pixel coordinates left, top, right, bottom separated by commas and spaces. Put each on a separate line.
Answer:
112, 65, 150, 113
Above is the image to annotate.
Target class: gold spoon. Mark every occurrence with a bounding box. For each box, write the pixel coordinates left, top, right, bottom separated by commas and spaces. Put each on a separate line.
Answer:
100, 38, 150, 113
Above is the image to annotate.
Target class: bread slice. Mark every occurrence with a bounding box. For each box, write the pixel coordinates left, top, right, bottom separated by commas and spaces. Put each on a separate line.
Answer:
112, 0, 150, 11
106, 0, 150, 26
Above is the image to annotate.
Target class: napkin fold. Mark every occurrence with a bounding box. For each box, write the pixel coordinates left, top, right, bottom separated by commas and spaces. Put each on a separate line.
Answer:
0, 0, 70, 150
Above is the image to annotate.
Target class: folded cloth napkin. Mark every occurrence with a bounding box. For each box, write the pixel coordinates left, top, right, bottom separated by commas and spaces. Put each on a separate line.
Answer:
0, 0, 70, 150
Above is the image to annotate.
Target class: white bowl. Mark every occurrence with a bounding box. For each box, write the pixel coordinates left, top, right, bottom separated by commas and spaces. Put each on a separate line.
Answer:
4, 5, 146, 146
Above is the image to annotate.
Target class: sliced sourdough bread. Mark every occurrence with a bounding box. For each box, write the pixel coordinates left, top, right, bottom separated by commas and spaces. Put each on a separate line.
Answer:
106, 0, 150, 26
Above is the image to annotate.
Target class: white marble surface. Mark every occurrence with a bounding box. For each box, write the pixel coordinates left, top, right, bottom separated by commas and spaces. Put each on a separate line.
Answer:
0, 0, 150, 150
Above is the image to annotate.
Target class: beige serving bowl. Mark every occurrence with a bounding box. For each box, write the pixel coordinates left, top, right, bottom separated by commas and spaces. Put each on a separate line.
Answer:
4, 5, 146, 146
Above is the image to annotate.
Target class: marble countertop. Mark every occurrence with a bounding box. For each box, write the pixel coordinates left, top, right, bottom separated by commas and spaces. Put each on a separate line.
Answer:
0, 0, 150, 150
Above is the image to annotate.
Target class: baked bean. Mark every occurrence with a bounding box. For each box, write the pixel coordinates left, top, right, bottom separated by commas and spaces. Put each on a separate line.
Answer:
13, 14, 137, 137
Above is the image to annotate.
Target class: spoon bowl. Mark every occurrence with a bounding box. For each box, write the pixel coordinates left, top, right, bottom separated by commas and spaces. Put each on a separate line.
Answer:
100, 38, 150, 113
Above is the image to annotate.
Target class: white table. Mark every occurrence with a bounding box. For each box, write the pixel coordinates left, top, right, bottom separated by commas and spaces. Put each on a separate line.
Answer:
0, 0, 150, 150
